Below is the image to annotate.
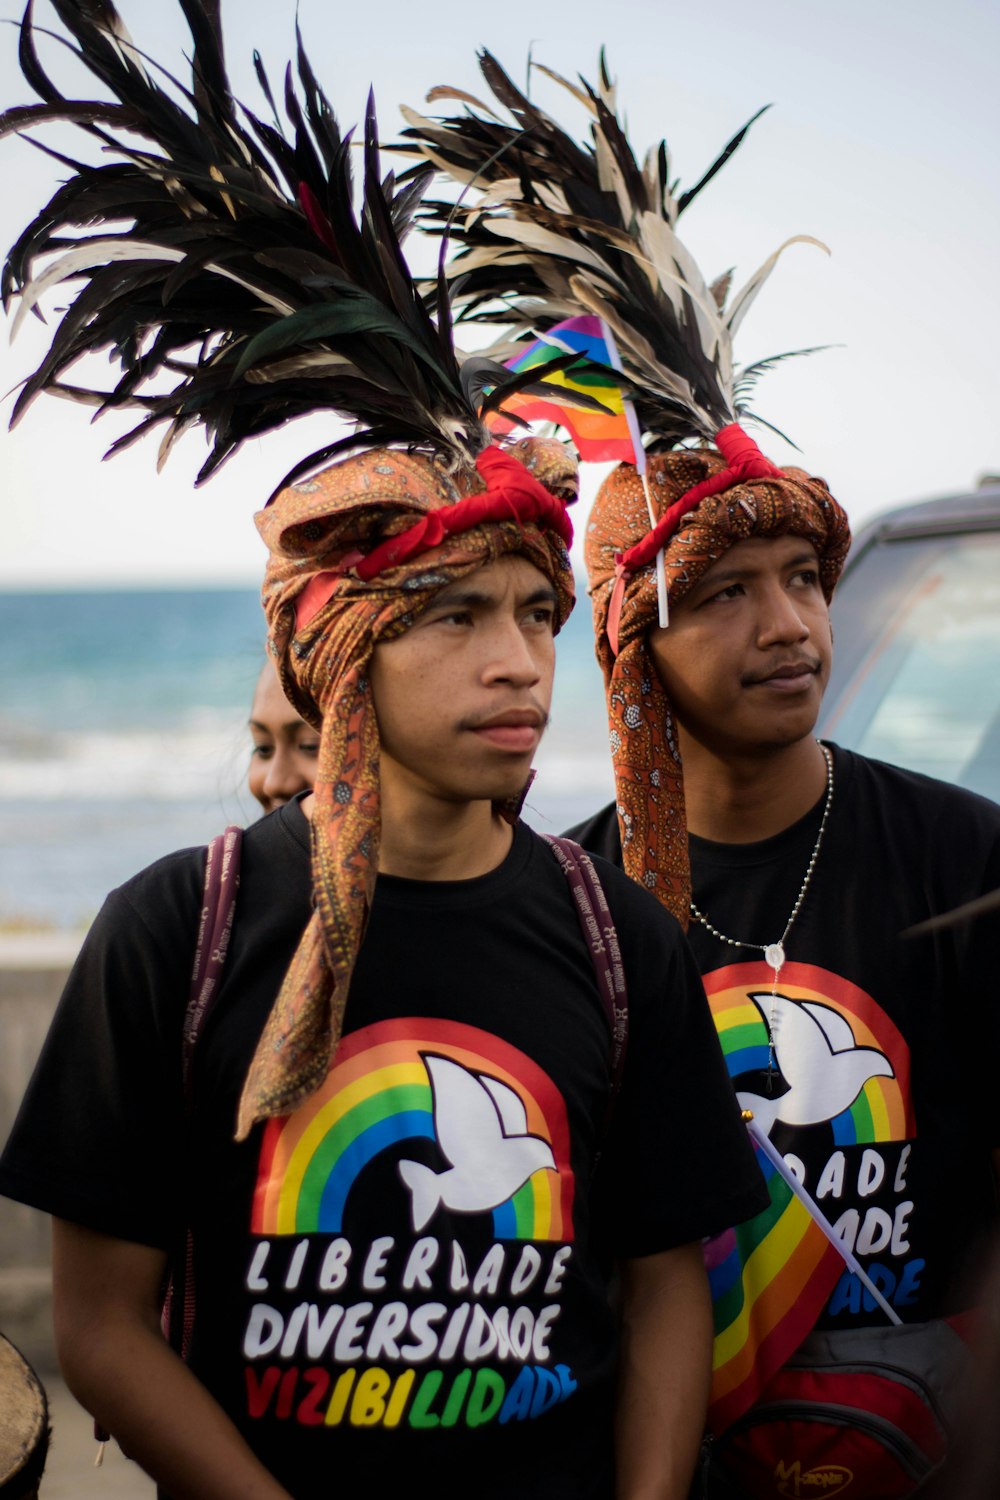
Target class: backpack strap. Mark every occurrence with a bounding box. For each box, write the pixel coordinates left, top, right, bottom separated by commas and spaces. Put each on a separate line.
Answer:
182, 825, 243, 1100
541, 834, 628, 1122
96, 826, 245, 1447
165, 826, 244, 1359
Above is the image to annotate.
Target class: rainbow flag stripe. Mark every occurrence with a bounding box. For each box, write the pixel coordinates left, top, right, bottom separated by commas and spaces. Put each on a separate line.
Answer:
707, 1143, 845, 1434
252, 1017, 575, 1242
486, 316, 636, 463
704, 960, 914, 1434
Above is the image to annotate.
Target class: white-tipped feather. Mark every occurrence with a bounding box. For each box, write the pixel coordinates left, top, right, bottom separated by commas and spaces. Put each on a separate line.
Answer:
424, 85, 504, 121
532, 63, 597, 115
12, 239, 297, 344
11, 242, 190, 339
243, 351, 356, 382
403, 52, 824, 449
726, 235, 830, 339
156, 415, 198, 472
486, 219, 612, 277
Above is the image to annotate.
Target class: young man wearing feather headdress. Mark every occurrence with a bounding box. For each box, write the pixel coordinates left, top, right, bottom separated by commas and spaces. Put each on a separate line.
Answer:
402, 54, 1000, 1497
0, 6, 764, 1499
571, 443, 1000, 1490
2, 439, 765, 1500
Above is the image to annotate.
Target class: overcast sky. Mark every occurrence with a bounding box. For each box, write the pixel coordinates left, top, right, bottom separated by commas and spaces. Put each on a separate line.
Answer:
0, 0, 997, 588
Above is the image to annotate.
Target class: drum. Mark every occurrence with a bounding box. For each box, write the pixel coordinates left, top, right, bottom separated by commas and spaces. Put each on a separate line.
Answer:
0, 1334, 49, 1500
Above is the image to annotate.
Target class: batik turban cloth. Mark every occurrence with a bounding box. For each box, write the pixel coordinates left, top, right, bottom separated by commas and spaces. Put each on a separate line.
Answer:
235, 439, 577, 1139
584, 448, 851, 929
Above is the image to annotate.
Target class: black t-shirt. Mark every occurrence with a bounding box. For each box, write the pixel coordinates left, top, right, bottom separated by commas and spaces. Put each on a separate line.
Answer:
1, 804, 763, 1500
567, 745, 1000, 1338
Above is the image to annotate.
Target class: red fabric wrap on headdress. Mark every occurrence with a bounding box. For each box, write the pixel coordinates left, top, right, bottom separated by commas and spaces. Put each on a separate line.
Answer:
586, 442, 850, 929
236, 439, 576, 1138
356, 447, 573, 579
617, 424, 785, 574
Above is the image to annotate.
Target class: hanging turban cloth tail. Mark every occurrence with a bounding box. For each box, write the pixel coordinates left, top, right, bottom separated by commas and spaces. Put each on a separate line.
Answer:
235, 440, 576, 1140
585, 433, 851, 930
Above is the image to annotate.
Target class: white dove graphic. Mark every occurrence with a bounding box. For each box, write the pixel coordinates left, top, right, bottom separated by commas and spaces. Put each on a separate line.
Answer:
398, 1054, 557, 1233
738, 994, 894, 1138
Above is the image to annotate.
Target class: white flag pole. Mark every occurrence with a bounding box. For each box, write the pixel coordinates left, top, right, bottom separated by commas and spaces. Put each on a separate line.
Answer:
746, 1117, 902, 1327
597, 319, 668, 627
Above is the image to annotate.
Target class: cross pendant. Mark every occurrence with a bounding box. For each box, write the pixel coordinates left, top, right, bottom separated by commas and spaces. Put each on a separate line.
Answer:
764, 942, 785, 974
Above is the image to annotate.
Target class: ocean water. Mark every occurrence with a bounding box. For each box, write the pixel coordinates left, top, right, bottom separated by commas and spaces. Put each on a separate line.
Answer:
0, 586, 614, 931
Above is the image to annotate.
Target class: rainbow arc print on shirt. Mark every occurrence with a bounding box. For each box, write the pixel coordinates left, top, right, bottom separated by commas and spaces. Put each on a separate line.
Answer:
704, 961, 914, 1434
253, 1018, 574, 1242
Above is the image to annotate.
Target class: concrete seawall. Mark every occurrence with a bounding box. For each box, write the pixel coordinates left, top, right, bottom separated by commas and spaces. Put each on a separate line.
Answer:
0, 934, 81, 1373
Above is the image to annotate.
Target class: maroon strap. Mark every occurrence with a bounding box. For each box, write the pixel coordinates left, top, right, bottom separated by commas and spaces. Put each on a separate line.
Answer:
542, 834, 629, 1114
96, 829, 244, 1440
183, 825, 243, 1098
163, 826, 244, 1361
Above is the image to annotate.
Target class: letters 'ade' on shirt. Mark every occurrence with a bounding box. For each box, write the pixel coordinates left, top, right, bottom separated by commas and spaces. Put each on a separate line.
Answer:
0, 805, 764, 1500
568, 744, 1000, 1335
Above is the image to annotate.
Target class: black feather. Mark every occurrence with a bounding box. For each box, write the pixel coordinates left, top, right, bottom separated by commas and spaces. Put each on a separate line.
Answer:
0, 0, 538, 489
676, 106, 770, 215
732, 345, 832, 404
402, 52, 818, 449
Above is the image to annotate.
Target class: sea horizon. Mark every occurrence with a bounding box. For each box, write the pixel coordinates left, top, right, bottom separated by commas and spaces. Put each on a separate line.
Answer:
0, 583, 614, 931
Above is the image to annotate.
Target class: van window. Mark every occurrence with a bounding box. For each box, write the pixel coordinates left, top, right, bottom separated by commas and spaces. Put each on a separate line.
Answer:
822, 532, 1000, 801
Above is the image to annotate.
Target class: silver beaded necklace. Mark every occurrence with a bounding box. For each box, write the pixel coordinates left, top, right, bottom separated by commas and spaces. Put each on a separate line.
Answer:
689, 742, 834, 1084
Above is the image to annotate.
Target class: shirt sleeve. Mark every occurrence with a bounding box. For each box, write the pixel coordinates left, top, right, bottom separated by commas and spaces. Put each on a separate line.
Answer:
0, 855, 201, 1249
592, 870, 768, 1256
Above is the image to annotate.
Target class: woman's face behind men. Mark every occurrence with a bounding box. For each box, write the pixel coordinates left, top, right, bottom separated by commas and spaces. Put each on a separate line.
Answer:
248, 659, 319, 814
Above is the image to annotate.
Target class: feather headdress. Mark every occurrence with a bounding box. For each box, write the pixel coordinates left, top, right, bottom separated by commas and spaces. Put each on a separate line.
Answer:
1, 3, 587, 1141
1, 1, 595, 491
401, 50, 827, 453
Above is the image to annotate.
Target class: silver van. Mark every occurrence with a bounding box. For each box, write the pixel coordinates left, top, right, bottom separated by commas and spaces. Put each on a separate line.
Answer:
818, 482, 1000, 804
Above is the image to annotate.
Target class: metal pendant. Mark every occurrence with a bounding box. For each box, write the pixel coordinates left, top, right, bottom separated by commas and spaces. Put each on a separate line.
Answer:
764, 942, 786, 974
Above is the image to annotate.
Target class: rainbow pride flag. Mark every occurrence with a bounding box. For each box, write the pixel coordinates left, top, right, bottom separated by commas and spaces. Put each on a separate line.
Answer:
707, 1136, 846, 1435
486, 316, 636, 462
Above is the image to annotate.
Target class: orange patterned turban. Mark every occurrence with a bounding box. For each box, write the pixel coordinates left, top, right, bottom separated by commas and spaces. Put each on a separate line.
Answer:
584, 437, 850, 929
236, 438, 577, 1138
